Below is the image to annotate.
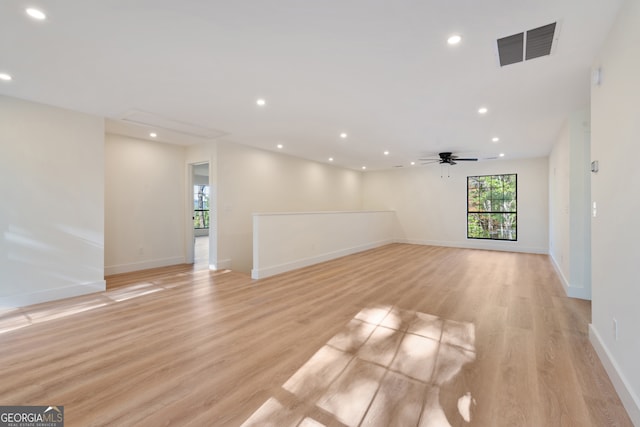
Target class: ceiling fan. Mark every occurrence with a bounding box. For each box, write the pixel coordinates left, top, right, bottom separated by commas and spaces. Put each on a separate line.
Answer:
419, 152, 479, 165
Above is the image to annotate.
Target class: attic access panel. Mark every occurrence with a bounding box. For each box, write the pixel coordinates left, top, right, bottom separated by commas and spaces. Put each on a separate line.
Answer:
497, 22, 557, 67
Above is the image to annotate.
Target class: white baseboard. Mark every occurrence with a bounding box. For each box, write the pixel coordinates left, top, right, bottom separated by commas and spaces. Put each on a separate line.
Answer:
398, 238, 548, 255
549, 254, 591, 300
0, 280, 106, 309
251, 239, 393, 280
589, 325, 640, 425
105, 256, 186, 276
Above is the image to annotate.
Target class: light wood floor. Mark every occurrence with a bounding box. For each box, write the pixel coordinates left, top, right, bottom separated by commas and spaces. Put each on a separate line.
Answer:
0, 244, 632, 426
194, 235, 209, 271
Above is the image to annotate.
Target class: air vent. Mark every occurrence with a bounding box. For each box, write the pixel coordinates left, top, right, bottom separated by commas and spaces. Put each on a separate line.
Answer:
497, 33, 524, 66
526, 23, 556, 60
497, 22, 557, 67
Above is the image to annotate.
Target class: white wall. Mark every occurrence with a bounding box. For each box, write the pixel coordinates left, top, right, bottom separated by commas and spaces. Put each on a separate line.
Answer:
105, 134, 186, 274
217, 141, 363, 273
252, 210, 396, 279
548, 110, 591, 299
590, 0, 640, 422
568, 111, 591, 300
362, 157, 549, 254
549, 121, 571, 282
193, 174, 209, 186
0, 96, 105, 307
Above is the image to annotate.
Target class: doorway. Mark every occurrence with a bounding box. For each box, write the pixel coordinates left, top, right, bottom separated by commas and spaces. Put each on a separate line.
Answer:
192, 163, 209, 270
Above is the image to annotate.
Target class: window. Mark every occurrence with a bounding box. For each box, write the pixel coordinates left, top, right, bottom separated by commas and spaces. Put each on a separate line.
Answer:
194, 185, 210, 229
467, 174, 517, 241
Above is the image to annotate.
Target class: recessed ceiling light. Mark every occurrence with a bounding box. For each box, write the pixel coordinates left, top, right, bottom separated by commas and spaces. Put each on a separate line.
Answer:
0, 73, 12, 81
26, 8, 46, 20
256, 98, 266, 106
499, 153, 505, 157
410, 161, 416, 166
149, 132, 157, 138
340, 132, 348, 139
447, 34, 462, 45
478, 107, 488, 114
328, 157, 334, 162
277, 144, 283, 149
383, 151, 389, 156
361, 166, 367, 170
492, 137, 500, 142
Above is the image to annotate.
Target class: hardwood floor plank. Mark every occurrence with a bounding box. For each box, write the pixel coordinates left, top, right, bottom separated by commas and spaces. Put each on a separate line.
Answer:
494, 327, 540, 426
360, 370, 426, 427
0, 244, 632, 426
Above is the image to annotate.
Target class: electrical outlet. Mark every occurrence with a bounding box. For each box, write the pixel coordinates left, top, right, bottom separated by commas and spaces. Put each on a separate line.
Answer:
613, 318, 618, 340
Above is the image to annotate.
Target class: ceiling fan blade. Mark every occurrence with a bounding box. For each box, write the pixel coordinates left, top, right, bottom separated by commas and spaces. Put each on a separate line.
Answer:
421, 152, 483, 166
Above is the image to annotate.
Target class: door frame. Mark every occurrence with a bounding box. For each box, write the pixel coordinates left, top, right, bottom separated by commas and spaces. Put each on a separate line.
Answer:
186, 161, 216, 268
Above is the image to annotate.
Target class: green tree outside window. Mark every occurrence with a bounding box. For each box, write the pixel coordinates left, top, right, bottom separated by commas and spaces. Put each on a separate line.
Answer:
467, 174, 516, 241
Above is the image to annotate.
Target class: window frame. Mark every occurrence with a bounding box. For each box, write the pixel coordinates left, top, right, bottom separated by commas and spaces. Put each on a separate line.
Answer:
466, 173, 517, 241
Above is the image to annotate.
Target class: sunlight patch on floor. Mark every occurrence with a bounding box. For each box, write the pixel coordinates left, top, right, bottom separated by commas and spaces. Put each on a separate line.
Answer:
105, 283, 163, 302
24, 297, 109, 323
241, 305, 477, 427
1, 282, 169, 334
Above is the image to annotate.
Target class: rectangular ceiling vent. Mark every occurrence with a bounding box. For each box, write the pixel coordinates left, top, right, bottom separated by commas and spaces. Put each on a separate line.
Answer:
497, 22, 557, 67
497, 33, 524, 67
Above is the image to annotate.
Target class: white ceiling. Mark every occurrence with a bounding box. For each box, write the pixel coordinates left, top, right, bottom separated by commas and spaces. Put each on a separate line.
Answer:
0, 0, 622, 170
